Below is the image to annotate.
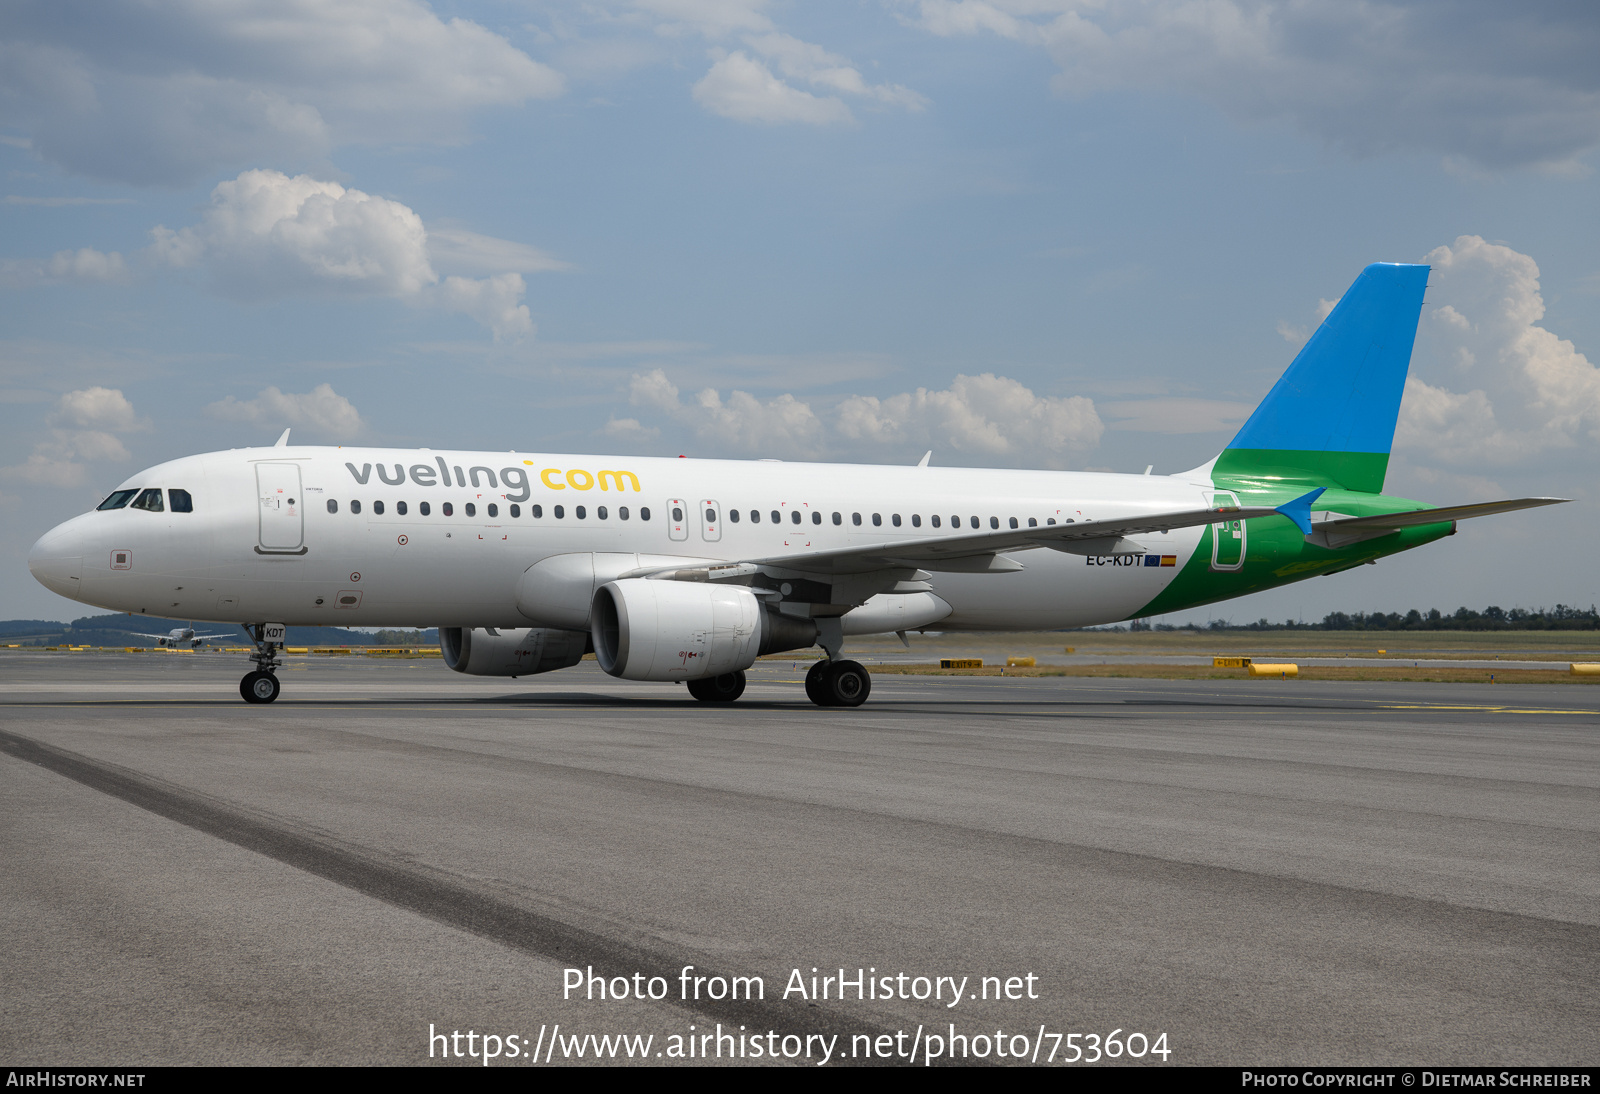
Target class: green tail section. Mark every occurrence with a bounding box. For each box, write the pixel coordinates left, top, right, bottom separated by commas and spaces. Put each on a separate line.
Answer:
1211, 448, 1389, 493
1126, 262, 1444, 620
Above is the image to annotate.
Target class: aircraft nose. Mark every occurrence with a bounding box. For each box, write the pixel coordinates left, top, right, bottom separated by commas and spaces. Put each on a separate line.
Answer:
28, 521, 87, 601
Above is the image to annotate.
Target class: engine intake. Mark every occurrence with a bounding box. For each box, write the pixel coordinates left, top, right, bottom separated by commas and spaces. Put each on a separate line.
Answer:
439, 627, 589, 677
591, 579, 816, 681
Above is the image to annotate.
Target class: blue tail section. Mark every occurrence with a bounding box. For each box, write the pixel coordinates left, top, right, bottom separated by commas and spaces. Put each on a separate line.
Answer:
1216, 263, 1428, 493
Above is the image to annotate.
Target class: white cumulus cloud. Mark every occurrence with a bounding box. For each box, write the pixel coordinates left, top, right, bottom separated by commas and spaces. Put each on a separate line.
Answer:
639, 1, 925, 125
619, 367, 1103, 464
628, 368, 825, 455
0, 0, 564, 185
1, 387, 143, 486
205, 383, 365, 439
0, 247, 128, 288
1396, 235, 1600, 466
693, 52, 857, 125
147, 169, 544, 339
836, 373, 1102, 457
899, 0, 1600, 170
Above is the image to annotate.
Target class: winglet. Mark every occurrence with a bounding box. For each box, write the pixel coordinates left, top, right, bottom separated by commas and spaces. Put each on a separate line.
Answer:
274, 428, 291, 448
1275, 487, 1326, 535
917, 450, 932, 468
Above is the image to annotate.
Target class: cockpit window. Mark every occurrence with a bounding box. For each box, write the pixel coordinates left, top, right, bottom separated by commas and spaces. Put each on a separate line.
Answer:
168, 489, 193, 513
130, 488, 165, 512
97, 489, 138, 511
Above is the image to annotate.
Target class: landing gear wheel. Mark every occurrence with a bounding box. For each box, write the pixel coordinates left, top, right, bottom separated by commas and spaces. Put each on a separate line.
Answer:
240, 671, 280, 704
805, 660, 833, 706
819, 659, 871, 708
687, 670, 747, 703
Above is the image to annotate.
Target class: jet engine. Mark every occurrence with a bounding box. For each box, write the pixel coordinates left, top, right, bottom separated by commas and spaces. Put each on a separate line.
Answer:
590, 579, 817, 681
439, 626, 589, 677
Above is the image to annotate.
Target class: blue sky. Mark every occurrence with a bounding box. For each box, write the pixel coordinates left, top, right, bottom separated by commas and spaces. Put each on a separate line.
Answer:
3, 0, 1598, 624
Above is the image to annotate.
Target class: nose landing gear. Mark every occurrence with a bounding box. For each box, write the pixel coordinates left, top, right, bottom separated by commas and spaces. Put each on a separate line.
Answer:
241, 670, 281, 704
805, 659, 871, 707
240, 622, 285, 704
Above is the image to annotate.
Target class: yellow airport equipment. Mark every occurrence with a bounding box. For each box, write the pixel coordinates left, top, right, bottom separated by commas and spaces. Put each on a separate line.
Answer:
1213, 657, 1252, 668
1063, 646, 1075, 654
1006, 656, 1036, 667
940, 658, 983, 669
1571, 663, 1600, 675
1248, 663, 1298, 677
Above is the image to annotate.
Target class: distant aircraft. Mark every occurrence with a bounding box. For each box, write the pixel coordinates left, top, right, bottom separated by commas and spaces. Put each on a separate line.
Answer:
28, 263, 1565, 706
132, 624, 236, 649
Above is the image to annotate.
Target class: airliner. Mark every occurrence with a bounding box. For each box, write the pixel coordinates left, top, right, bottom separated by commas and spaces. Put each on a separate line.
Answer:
133, 624, 235, 649
28, 263, 1564, 706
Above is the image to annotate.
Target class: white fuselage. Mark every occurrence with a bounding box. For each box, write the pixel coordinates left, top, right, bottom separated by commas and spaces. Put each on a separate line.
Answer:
30, 446, 1214, 632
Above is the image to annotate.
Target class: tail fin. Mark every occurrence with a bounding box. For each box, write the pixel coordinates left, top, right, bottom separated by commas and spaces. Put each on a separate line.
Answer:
1214, 262, 1428, 493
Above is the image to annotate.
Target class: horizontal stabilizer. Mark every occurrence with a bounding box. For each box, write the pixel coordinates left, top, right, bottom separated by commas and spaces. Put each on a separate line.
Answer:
1318, 497, 1568, 533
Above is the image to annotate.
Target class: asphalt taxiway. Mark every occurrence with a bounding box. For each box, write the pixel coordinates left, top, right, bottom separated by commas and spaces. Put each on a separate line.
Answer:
2, 652, 1596, 1066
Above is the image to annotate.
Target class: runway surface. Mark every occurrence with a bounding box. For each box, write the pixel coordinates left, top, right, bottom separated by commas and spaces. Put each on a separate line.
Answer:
2, 652, 1596, 1066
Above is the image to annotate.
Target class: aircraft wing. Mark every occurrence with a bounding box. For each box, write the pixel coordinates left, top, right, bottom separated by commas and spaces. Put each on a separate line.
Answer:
1313, 497, 1568, 533
743, 500, 1297, 576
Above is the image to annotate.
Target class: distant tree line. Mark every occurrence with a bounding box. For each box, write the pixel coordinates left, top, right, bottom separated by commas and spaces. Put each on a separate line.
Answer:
1122, 604, 1600, 632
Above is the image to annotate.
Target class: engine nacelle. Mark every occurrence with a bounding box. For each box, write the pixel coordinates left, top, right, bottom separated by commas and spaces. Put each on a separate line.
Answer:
591, 579, 816, 681
439, 627, 589, 677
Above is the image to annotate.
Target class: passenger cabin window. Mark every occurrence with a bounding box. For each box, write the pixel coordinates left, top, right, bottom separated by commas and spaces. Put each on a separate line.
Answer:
812, 511, 821, 525
770, 510, 781, 524
130, 488, 164, 512
791, 511, 801, 525
443, 502, 453, 516
575, 505, 586, 519
1028, 517, 1036, 527
912, 515, 921, 528
598, 506, 607, 520
168, 489, 193, 513
420, 501, 431, 516
397, 501, 408, 516
554, 505, 564, 519
832, 512, 842, 525
510, 504, 521, 518
640, 507, 651, 521
532, 504, 542, 518
872, 513, 882, 527
98, 489, 138, 511
749, 510, 760, 523
374, 500, 385, 515
326, 499, 338, 514
620, 506, 629, 520
970, 516, 980, 529
852, 513, 862, 526
892, 514, 901, 527
351, 500, 362, 514
990, 516, 999, 529
932, 515, 941, 528
487, 503, 498, 518
465, 502, 476, 517
729, 509, 740, 523
672, 506, 683, 522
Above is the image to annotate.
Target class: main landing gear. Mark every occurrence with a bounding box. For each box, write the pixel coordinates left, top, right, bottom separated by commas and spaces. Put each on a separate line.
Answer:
805, 659, 872, 708
239, 623, 283, 704
687, 671, 747, 703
